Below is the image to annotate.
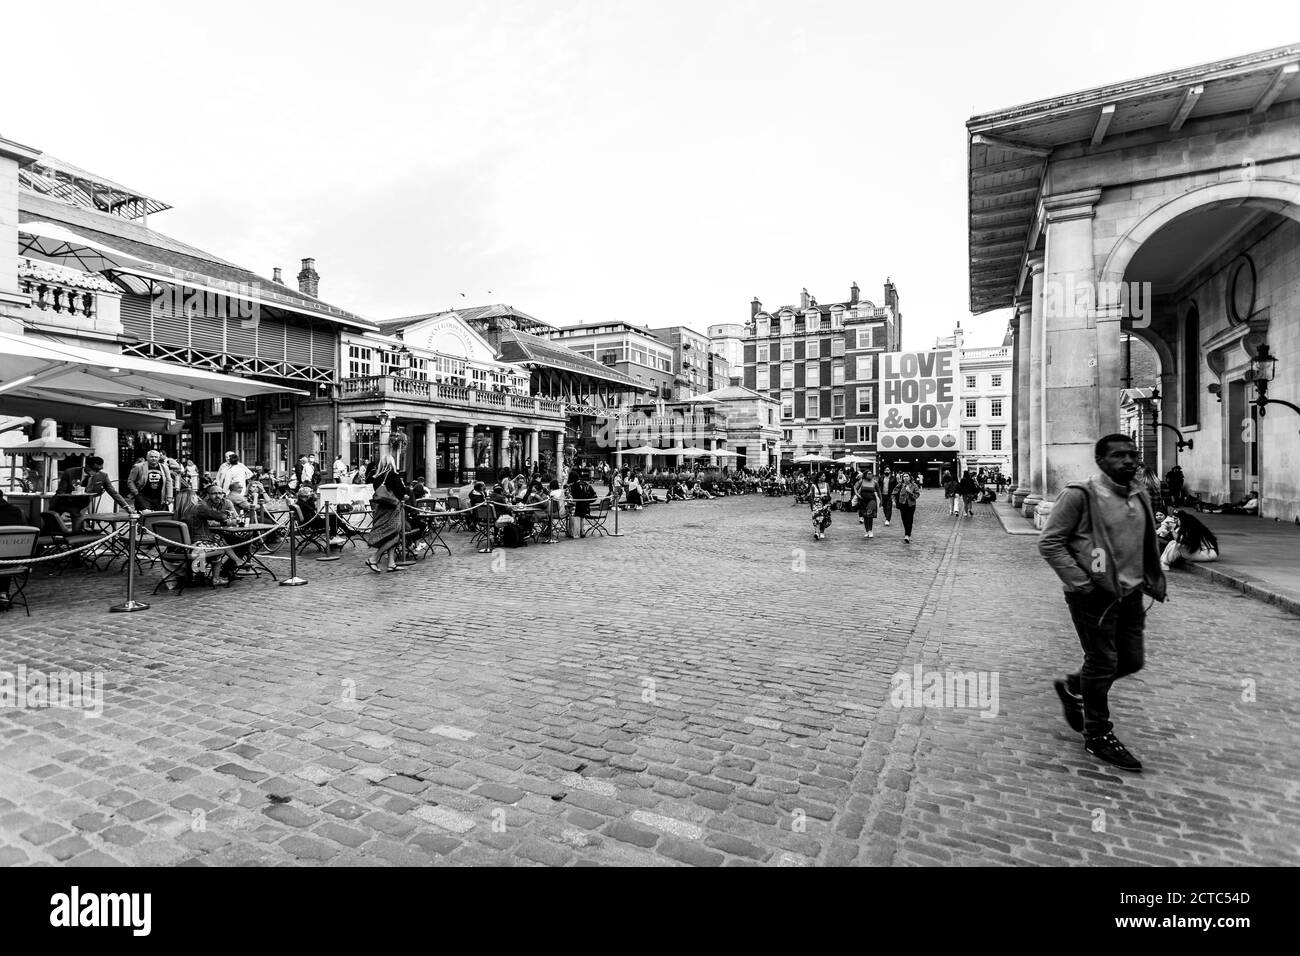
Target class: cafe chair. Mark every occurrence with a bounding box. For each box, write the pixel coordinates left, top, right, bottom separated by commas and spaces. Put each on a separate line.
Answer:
38, 510, 107, 574
290, 503, 330, 555
0, 525, 39, 616
467, 502, 498, 552
576, 496, 612, 538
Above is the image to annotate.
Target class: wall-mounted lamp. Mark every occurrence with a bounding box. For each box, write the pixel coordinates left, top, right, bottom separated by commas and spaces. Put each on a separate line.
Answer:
1247, 344, 1298, 419
1207, 383, 1222, 404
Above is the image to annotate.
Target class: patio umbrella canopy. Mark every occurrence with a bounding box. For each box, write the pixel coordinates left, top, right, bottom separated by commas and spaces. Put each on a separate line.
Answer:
0, 330, 304, 404
18, 221, 149, 273
6, 436, 94, 493
0, 394, 183, 434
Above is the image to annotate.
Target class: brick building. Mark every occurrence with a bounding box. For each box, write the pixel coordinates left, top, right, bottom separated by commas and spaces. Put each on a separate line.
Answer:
742, 280, 901, 469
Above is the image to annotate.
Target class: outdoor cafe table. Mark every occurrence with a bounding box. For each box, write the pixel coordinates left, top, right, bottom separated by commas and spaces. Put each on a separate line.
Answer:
211, 524, 281, 581
84, 510, 170, 570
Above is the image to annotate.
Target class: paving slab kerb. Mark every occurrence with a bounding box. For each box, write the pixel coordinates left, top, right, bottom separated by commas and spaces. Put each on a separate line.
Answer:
0, 496, 1296, 866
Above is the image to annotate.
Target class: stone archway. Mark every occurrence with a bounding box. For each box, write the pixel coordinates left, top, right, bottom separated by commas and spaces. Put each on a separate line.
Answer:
1100, 177, 1300, 290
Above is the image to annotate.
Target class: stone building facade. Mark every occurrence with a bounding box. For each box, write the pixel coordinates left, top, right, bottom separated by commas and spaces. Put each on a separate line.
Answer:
970, 44, 1300, 523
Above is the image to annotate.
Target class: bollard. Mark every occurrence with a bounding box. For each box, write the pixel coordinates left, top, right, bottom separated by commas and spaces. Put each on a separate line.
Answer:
316, 500, 341, 563
110, 513, 151, 612
280, 509, 308, 586
607, 495, 624, 537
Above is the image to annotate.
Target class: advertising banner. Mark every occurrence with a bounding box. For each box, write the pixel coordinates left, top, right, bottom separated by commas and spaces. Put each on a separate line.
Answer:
878, 349, 960, 453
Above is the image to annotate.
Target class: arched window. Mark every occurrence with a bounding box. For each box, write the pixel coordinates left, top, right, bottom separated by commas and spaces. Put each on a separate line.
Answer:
1182, 304, 1199, 427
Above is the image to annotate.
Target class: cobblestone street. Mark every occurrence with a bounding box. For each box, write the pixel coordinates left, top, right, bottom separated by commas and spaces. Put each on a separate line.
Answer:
1, 495, 1296, 867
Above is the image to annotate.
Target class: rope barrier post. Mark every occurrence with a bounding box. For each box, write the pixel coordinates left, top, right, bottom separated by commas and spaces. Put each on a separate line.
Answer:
316, 500, 341, 563
109, 512, 150, 613
280, 509, 308, 587
395, 501, 415, 567
607, 494, 624, 537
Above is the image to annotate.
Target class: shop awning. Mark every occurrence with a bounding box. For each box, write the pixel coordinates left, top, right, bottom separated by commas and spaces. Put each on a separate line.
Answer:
0, 394, 184, 433
0, 330, 305, 405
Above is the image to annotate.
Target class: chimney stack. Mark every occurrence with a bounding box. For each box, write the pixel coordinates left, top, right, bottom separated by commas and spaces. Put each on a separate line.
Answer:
850, 281, 859, 305
800, 288, 810, 310
297, 258, 319, 297
272, 267, 283, 284
751, 297, 762, 318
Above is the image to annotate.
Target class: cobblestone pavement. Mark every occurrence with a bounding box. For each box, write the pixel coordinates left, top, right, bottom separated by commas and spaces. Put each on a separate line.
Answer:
1, 495, 1296, 867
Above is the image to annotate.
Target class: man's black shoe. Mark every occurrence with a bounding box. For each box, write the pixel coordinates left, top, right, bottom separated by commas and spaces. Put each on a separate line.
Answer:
1054, 680, 1084, 733
1084, 732, 1142, 772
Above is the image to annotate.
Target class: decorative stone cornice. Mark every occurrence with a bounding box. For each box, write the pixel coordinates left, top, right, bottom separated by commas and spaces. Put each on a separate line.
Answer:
1041, 188, 1103, 224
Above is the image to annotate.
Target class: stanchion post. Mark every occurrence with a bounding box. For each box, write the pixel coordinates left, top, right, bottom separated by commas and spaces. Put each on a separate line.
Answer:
316, 500, 341, 562
395, 500, 415, 567
280, 508, 308, 586
110, 513, 150, 612
607, 494, 624, 537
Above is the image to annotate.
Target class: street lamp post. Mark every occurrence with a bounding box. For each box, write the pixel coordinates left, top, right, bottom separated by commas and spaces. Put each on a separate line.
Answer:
1247, 344, 1300, 419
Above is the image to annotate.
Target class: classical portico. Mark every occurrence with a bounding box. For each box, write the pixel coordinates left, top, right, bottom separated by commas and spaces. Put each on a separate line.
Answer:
971, 44, 1300, 524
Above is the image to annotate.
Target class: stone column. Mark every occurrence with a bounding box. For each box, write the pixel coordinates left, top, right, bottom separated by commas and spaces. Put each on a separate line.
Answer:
554, 429, 566, 482
425, 420, 438, 491
1011, 304, 1030, 507
462, 423, 474, 485
530, 429, 540, 472
1034, 189, 1103, 530
378, 414, 393, 462
1022, 256, 1046, 518
339, 419, 353, 471
494, 427, 507, 478
90, 426, 119, 490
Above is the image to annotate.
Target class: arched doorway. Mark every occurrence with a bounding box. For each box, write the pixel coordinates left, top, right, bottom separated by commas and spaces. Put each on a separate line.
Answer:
1108, 182, 1300, 517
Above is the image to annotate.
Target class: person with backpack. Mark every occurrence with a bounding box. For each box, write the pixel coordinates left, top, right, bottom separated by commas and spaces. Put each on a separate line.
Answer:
1038, 434, 1167, 772
894, 472, 922, 543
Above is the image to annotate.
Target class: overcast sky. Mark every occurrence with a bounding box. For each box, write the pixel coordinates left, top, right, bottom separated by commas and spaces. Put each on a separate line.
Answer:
3, 1, 1294, 349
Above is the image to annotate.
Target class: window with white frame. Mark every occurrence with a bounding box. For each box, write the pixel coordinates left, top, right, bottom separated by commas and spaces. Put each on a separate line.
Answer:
862, 424, 876, 444
965, 374, 976, 390
857, 389, 873, 414
781, 396, 794, 419
830, 310, 843, 328
965, 429, 978, 451
831, 392, 844, 418
806, 338, 820, 359
756, 318, 770, 337
782, 429, 793, 442
756, 365, 769, 390
856, 328, 873, 350
806, 394, 820, 419
807, 428, 820, 441
757, 343, 769, 363
833, 427, 844, 440
965, 399, 977, 418
831, 338, 845, 357
991, 398, 1003, 417
856, 354, 873, 380
991, 373, 1002, 388
806, 362, 820, 387
780, 314, 794, 335
991, 428, 1003, 451
832, 360, 844, 385
807, 312, 821, 332
347, 344, 373, 378
780, 365, 794, 389
781, 341, 794, 361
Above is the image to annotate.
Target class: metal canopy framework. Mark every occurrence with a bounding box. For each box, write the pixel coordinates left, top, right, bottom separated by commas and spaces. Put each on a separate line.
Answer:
968, 43, 1300, 314
18, 154, 171, 221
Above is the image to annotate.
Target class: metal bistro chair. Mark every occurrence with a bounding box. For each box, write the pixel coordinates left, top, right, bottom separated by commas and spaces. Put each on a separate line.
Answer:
467, 502, 498, 552
150, 519, 227, 595
291, 503, 331, 555
39, 510, 107, 574
0, 525, 39, 616
410, 498, 451, 557
577, 495, 612, 538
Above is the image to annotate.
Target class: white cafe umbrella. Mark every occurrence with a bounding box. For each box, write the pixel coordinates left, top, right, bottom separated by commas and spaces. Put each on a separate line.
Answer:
622, 445, 660, 455
793, 453, 833, 464
7, 436, 93, 493
679, 447, 710, 458
835, 453, 869, 466
18, 222, 148, 273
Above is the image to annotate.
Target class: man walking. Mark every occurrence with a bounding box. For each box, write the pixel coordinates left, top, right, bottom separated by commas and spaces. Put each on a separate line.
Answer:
126, 449, 174, 513
1038, 434, 1166, 772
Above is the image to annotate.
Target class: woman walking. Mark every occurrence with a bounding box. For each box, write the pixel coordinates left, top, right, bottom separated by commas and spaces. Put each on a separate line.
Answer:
854, 469, 882, 539
809, 470, 833, 540
895, 472, 922, 543
365, 454, 408, 573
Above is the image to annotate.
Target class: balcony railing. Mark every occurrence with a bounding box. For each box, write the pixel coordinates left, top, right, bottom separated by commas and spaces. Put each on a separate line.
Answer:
341, 375, 567, 418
